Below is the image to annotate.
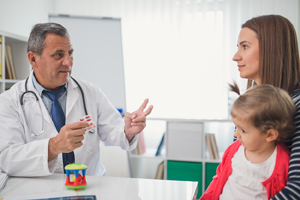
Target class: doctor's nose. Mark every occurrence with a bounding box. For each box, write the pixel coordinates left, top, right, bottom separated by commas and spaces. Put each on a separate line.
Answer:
62, 55, 73, 67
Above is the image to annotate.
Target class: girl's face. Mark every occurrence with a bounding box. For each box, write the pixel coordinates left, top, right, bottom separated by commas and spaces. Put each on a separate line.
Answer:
232, 27, 260, 84
232, 113, 269, 153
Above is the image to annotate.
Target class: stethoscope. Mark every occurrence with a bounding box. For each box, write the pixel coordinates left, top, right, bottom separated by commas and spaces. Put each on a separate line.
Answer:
20, 76, 95, 137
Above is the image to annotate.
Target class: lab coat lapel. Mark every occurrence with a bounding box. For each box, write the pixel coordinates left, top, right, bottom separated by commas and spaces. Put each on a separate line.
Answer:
66, 77, 80, 118
26, 73, 53, 125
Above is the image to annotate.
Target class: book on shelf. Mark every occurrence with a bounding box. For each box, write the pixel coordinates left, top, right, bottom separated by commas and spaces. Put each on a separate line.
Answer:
5, 44, 16, 80
155, 161, 164, 179
5, 45, 12, 79
155, 133, 164, 156
5, 53, 12, 80
205, 133, 219, 160
139, 131, 146, 154
210, 133, 219, 160
0, 36, 2, 79
205, 134, 214, 160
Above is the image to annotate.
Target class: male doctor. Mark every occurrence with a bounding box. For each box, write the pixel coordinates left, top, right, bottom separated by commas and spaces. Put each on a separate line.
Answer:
0, 23, 153, 176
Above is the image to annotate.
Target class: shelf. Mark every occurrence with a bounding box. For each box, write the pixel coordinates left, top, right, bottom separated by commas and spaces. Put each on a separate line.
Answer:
0, 31, 30, 93
130, 148, 166, 159
166, 158, 206, 162
204, 151, 224, 162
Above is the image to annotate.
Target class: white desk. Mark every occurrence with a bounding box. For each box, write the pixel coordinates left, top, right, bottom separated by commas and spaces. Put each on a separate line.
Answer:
0, 174, 197, 200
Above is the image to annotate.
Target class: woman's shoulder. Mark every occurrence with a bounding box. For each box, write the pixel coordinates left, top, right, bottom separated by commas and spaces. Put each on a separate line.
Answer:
292, 89, 300, 106
292, 89, 300, 98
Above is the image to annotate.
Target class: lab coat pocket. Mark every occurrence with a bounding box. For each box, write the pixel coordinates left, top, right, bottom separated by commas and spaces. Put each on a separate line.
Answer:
85, 129, 98, 154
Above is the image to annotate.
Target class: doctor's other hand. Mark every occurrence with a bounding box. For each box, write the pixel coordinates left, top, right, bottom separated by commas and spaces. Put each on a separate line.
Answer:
48, 121, 89, 161
124, 98, 153, 142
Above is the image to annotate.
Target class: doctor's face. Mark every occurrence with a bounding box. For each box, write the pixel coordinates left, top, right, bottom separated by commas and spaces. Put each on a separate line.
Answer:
30, 33, 73, 91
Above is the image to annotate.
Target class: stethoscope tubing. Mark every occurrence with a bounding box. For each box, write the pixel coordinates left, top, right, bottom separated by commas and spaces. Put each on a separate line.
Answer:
21, 78, 45, 136
21, 76, 94, 136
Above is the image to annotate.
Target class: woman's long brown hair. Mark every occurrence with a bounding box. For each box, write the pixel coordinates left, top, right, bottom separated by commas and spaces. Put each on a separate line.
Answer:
242, 15, 300, 95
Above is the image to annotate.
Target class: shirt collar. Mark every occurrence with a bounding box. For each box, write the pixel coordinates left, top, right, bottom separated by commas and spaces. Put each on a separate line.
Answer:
31, 71, 68, 97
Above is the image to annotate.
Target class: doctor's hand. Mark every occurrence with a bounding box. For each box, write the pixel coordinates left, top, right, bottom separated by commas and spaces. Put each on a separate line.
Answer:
48, 121, 89, 161
124, 98, 153, 142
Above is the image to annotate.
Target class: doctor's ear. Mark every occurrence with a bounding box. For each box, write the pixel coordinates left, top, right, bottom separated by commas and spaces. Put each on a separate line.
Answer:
28, 51, 39, 69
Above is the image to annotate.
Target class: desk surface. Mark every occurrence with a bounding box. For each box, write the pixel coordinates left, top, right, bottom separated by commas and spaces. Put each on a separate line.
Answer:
0, 174, 197, 200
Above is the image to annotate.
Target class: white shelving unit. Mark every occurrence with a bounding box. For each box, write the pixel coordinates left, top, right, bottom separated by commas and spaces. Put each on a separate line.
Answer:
127, 118, 234, 197
0, 30, 30, 93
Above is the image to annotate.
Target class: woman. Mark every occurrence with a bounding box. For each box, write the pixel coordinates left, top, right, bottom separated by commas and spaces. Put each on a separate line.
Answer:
232, 14, 300, 199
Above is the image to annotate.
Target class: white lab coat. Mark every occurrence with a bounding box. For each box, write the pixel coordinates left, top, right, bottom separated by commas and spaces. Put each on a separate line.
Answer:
0, 72, 137, 177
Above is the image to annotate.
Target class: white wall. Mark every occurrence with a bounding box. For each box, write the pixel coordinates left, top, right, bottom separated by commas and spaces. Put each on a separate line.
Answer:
0, 0, 54, 37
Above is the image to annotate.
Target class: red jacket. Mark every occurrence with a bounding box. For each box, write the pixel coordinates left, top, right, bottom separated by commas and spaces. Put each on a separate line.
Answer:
201, 141, 290, 200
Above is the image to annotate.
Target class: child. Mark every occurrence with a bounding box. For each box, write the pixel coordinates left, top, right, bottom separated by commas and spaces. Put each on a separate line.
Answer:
200, 83, 296, 200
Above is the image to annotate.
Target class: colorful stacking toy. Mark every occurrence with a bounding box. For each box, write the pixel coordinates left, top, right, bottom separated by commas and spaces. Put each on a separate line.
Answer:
65, 163, 88, 189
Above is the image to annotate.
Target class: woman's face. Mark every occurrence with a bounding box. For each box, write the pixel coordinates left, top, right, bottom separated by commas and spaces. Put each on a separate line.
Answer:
233, 27, 260, 84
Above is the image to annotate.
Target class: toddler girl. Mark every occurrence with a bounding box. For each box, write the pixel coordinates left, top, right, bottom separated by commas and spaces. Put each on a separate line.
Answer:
200, 83, 296, 200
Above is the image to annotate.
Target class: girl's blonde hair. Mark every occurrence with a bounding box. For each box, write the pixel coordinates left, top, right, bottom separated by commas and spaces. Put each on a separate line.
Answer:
229, 82, 296, 142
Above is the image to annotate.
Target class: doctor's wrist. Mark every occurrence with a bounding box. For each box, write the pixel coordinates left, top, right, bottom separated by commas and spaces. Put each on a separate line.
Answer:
125, 133, 135, 143
48, 138, 60, 162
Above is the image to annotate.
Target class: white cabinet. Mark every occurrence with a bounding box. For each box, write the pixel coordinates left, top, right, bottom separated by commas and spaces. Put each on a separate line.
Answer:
127, 118, 234, 198
166, 121, 203, 161
0, 30, 30, 93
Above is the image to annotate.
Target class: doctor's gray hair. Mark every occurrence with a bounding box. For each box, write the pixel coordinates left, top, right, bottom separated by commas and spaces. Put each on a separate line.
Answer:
27, 23, 69, 56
